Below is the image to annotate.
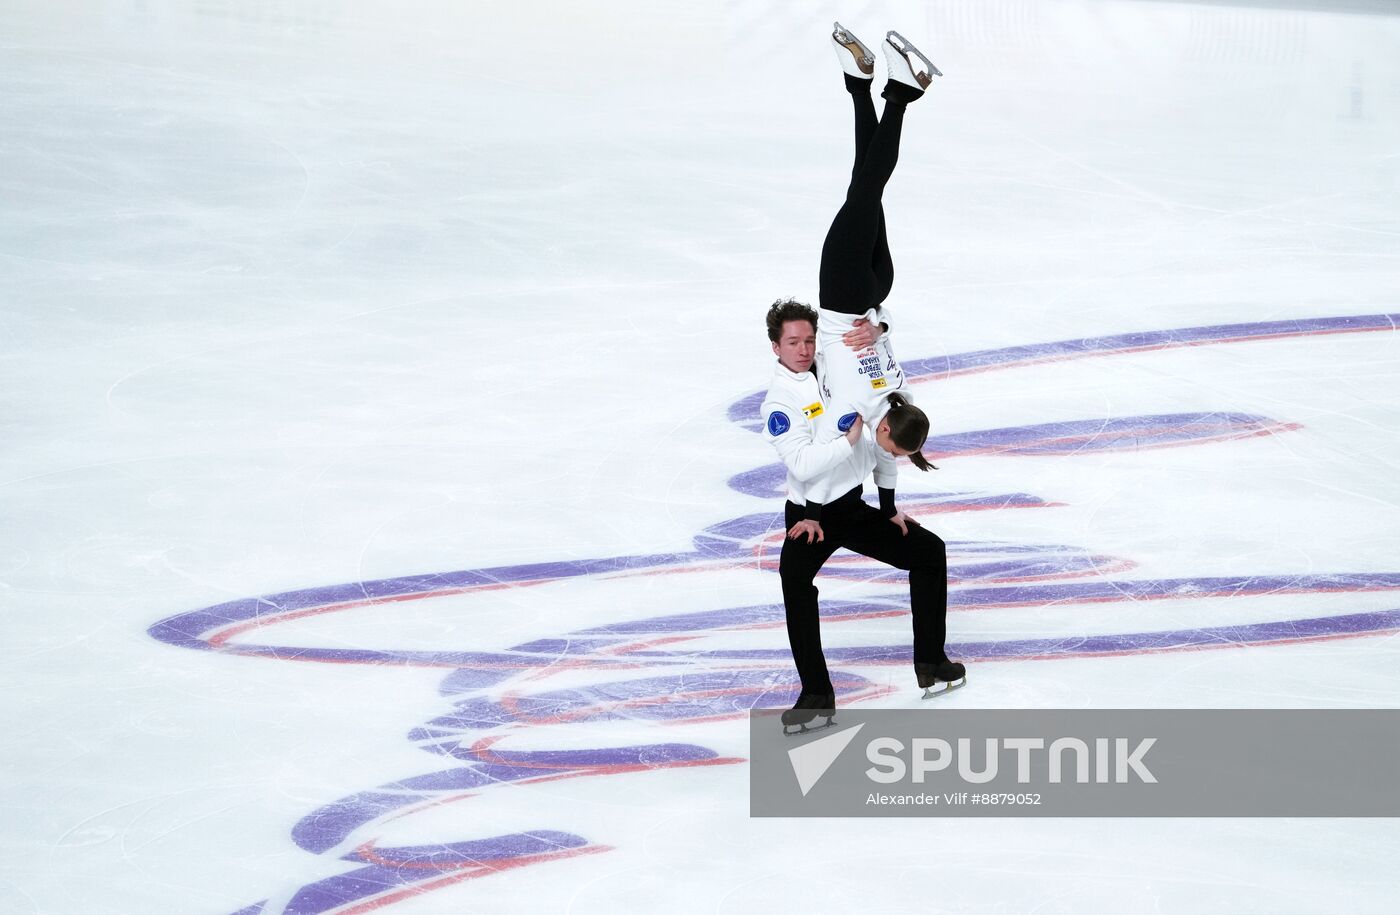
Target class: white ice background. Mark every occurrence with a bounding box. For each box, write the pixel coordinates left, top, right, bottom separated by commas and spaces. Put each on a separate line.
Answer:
3, 0, 1400, 913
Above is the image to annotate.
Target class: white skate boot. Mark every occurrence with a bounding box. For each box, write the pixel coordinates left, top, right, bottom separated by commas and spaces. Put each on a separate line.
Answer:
831, 21, 875, 79
883, 30, 942, 90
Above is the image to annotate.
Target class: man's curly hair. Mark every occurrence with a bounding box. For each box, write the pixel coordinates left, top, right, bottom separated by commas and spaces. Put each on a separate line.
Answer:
765, 297, 818, 342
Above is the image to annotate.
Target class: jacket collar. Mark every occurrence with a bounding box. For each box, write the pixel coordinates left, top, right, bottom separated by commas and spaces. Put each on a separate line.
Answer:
773, 359, 811, 382
774, 351, 825, 383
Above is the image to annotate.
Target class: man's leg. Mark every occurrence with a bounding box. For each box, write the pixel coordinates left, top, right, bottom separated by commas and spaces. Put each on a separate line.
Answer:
778, 502, 842, 694
839, 503, 950, 667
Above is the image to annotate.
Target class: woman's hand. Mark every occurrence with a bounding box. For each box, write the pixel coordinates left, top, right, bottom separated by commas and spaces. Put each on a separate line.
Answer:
888, 510, 918, 536
787, 520, 825, 544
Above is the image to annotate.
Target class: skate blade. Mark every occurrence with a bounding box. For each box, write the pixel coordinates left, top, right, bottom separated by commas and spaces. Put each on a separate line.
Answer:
783, 716, 838, 737
832, 22, 875, 72
886, 30, 943, 82
920, 675, 967, 700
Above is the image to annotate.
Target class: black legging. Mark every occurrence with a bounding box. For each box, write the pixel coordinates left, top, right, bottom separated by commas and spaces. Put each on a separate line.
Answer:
818, 78, 910, 315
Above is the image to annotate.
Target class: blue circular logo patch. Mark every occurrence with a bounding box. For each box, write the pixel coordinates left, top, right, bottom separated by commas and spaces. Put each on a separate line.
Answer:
766, 411, 790, 436
837, 412, 858, 432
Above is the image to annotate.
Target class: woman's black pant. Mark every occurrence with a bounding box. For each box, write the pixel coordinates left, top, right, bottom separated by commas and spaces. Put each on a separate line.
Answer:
818, 81, 909, 316
779, 486, 949, 695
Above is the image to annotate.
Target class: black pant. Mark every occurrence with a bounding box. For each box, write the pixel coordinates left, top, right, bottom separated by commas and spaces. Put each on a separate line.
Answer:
818, 81, 908, 315
779, 486, 949, 694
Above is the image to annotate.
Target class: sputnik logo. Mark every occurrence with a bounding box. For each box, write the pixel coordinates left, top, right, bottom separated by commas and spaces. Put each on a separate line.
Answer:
788, 723, 866, 796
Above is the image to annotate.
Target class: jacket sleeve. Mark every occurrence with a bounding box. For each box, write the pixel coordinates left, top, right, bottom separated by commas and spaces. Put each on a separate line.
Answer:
873, 305, 892, 338
872, 443, 898, 492
762, 395, 852, 485
871, 377, 903, 495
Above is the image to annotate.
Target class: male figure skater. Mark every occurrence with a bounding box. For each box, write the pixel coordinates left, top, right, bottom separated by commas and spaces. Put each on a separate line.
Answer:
761, 297, 964, 736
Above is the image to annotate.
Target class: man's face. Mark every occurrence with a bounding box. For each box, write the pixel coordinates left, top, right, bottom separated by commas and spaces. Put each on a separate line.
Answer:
772, 319, 816, 374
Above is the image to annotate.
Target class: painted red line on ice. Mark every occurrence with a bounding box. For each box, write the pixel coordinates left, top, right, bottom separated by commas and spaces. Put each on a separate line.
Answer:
207, 579, 556, 648
332, 845, 612, 914
925, 423, 1301, 460
971, 625, 1400, 664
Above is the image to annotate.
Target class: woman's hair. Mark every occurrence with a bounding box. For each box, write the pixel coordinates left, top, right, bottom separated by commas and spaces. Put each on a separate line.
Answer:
885, 393, 935, 471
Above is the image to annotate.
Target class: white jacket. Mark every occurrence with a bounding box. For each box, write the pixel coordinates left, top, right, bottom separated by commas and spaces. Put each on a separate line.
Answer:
814, 306, 909, 502
760, 358, 895, 518
815, 305, 909, 422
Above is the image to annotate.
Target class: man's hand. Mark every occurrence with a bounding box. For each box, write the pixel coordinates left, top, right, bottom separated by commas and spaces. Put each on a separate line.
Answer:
842, 318, 883, 350
844, 413, 864, 445
888, 510, 919, 536
787, 519, 824, 544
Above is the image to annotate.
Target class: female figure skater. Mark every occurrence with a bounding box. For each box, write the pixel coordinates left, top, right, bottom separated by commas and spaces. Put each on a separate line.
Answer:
800, 24, 939, 523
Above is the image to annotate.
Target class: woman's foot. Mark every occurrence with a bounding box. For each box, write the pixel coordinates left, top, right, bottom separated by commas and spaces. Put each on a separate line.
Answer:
882, 31, 941, 103
831, 22, 875, 80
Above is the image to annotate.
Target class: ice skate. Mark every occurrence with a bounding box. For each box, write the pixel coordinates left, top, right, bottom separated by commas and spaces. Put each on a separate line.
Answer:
831, 22, 875, 79
782, 691, 837, 736
883, 30, 941, 91
916, 660, 966, 699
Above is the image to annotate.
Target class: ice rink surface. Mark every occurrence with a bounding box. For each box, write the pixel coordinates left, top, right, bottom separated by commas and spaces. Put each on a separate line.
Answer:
4, 0, 1400, 912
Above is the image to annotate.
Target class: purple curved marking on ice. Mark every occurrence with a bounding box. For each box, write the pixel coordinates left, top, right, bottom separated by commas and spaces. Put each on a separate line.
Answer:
397, 606, 1400, 731
282, 832, 589, 915
414, 669, 867, 732
425, 693, 729, 731
290, 788, 499, 854
436, 663, 546, 694
293, 745, 723, 856
575, 599, 897, 637
293, 792, 424, 855
727, 313, 1400, 431
433, 665, 520, 692
148, 494, 1127, 663
568, 573, 1400, 642
208, 572, 1400, 671
831, 554, 1119, 583
209, 644, 669, 669
623, 609, 1400, 664
722, 464, 785, 499
731, 413, 1295, 497
149, 556, 697, 651
404, 744, 723, 774
344, 837, 581, 867
725, 451, 1063, 499
154, 505, 1085, 663
928, 413, 1292, 456
693, 510, 788, 543
900, 313, 1400, 381
944, 573, 1400, 609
